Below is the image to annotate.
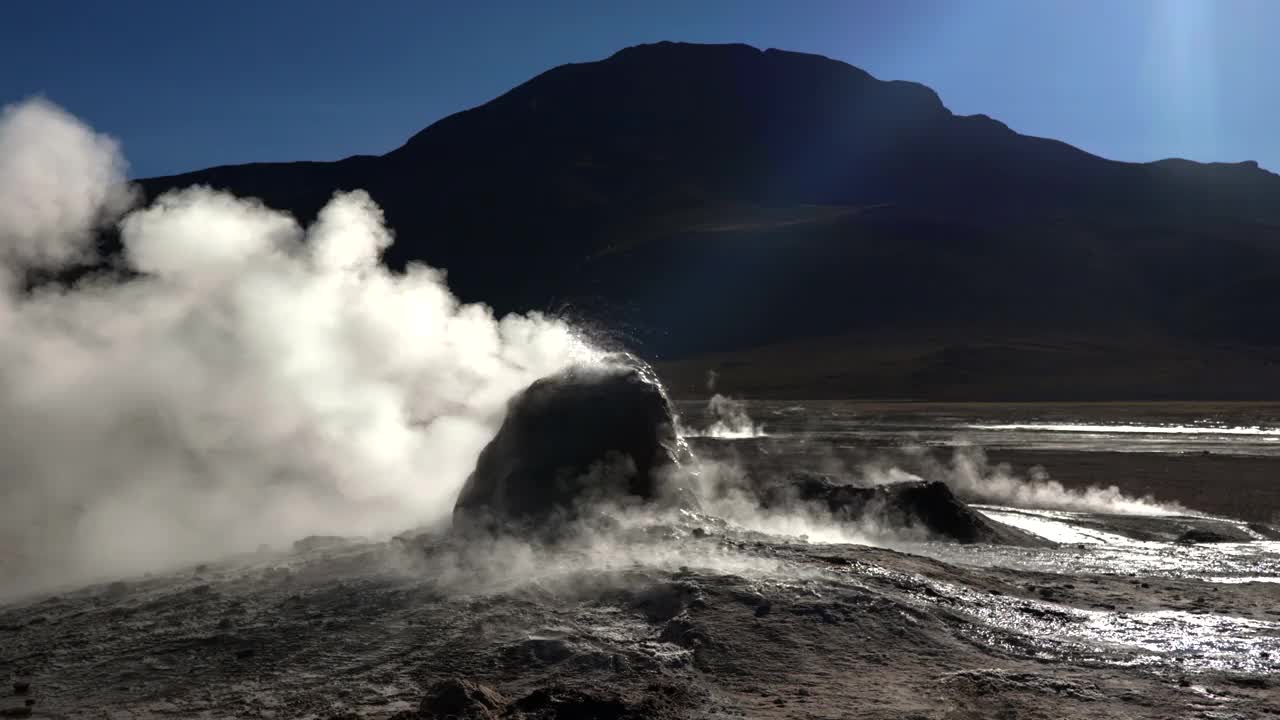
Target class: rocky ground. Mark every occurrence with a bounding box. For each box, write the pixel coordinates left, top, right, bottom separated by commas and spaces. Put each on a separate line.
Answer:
5, 394, 1280, 719
2, 519, 1277, 719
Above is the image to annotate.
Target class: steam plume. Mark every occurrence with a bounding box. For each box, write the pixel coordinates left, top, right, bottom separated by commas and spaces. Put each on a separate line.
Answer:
937, 446, 1184, 515
680, 394, 766, 438
0, 98, 597, 593
0, 98, 134, 273
861, 445, 1184, 516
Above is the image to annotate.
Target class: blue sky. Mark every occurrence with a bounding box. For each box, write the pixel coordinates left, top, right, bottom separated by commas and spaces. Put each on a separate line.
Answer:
4, 0, 1275, 178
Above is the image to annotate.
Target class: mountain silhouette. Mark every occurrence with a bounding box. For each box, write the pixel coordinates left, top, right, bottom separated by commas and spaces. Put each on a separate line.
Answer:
137, 42, 1280, 397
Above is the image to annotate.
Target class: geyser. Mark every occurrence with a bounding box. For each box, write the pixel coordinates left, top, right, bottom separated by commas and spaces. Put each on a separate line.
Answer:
452, 359, 695, 534
0, 97, 598, 593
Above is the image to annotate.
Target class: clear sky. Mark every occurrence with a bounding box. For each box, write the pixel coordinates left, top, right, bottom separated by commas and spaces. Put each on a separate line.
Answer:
4, 0, 1275, 178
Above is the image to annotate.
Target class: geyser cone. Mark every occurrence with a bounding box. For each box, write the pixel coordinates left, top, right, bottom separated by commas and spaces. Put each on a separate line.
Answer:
452, 357, 695, 534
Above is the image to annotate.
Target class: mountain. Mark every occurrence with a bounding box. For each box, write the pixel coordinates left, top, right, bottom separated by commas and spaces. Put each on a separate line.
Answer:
137, 42, 1280, 398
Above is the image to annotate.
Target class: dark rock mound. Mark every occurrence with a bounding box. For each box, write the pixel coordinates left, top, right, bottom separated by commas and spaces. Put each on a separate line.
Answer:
767, 474, 1043, 545
1059, 513, 1259, 543
413, 679, 695, 720
291, 535, 350, 553
1175, 528, 1238, 544
511, 686, 631, 720
1247, 522, 1280, 540
510, 682, 697, 720
419, 678, 506, 720
453, 360, 692, 534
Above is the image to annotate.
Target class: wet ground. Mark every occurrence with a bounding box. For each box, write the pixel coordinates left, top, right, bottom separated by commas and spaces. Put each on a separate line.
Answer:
3, 403, 1279, 718
681, 400, 1280, 457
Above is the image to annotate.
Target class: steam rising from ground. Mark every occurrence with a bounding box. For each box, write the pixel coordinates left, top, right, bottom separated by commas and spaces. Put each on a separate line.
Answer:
680, 394, 766, 439
0, 99, 597, 592
682, 400, 1182, 534
860, 444, 1184, 516
683, 400, 1182, 522
935, 446, 1184, 515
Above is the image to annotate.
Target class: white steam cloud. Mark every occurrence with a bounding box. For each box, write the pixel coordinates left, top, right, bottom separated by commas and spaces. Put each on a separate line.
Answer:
861, 445, 1184, 516
938, 446, 1184, 515
0, 98, 135, 273
0, 98, 598, 593
680, 394, 766, 439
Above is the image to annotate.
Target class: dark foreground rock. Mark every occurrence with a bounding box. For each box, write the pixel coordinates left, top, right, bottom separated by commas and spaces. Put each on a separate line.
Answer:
510, 684, 675, 720
411, 678, 693, 720
292, 535, 351, 553
1247, 522, 1280, 540
768, 474, 1046, 545
1176, 528, 1238, 544
419, 678, 506, 719
453, 360, 693, 534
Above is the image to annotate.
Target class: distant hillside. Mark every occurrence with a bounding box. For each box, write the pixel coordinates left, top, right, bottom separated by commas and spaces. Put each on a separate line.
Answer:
136, 42, 1280, 398
656, 333, 1280, 401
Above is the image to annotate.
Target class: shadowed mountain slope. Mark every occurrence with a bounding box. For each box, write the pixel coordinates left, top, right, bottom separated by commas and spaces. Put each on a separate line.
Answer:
136, 42, 1280, 396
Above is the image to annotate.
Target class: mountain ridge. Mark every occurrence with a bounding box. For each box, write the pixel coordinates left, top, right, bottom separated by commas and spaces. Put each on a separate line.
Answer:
133, 41, 1280, 397
144, 42, 1278, 190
